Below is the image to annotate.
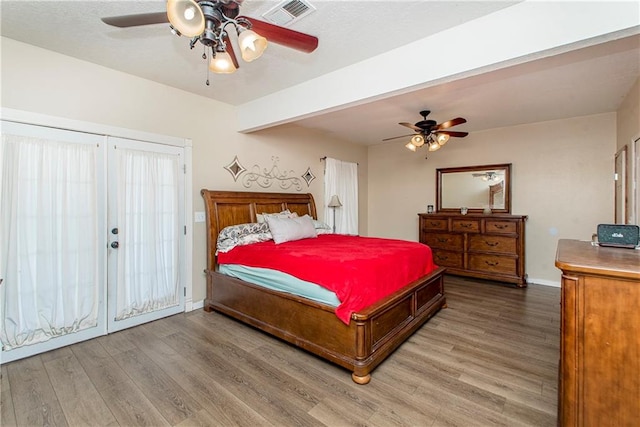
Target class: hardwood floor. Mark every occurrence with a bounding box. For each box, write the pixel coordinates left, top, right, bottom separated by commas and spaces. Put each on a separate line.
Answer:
1, 275, 560, 426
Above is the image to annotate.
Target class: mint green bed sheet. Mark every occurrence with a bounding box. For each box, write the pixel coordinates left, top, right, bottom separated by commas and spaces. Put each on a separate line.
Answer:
218, 264, 340, 307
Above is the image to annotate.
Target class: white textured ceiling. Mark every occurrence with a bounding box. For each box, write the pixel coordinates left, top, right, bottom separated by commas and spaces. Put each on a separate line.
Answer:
1, 1, 640, 146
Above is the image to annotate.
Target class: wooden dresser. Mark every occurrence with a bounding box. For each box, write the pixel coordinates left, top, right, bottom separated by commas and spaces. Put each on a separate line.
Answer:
555, 239, 640, 427
418, 213, 527, 286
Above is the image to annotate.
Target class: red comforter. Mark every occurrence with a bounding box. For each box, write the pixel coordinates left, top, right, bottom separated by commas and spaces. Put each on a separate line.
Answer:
217, 234, 437, 324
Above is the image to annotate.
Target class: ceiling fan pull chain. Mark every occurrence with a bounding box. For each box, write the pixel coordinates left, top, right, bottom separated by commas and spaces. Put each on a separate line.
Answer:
204, 45, 210, 86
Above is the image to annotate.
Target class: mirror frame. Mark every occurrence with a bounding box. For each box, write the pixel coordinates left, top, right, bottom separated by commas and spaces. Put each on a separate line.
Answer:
436, 163, 512, 214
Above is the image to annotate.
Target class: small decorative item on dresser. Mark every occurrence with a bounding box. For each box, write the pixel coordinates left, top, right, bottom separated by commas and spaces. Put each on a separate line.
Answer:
427, 205, 434, 213
460, 207, 468, 215
483, 206, 492, 214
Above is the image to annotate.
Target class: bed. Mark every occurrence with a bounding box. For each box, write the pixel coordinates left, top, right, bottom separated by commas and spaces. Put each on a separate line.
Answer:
201, 190, 447, 384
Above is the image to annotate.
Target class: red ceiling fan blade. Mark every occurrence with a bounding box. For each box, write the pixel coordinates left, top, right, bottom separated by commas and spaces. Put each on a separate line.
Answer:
101, 12, 168, 28
240, 17, 318, 53
399, 122, 422, 132
223, 33, 240, 70
436, 117, 467, 130
439, 130, 469, 138
382, 133, 415, 142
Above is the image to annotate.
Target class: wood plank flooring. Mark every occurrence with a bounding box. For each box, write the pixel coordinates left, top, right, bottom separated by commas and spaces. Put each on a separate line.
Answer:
1, 275, 560, 426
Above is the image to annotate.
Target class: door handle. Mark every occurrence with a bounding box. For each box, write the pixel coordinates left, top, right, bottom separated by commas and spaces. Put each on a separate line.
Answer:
110, 241, 119, 249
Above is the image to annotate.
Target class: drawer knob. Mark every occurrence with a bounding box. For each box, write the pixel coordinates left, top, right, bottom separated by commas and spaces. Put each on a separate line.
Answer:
437, 238, 448, 243
485, 260, 499, 266
437, 255, 449, 261
460, 223, 472, 228
484, 241, 499, 247
430, 222, 440, 226
494, 224, 508, 229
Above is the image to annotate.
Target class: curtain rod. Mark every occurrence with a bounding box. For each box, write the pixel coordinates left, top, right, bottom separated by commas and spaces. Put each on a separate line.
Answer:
320, 156, 359, 165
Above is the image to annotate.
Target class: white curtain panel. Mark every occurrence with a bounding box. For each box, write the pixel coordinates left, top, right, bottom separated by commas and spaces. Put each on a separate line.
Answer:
0, 134, 99, 350
323, 157, 358, 235
114, 148, 180, 321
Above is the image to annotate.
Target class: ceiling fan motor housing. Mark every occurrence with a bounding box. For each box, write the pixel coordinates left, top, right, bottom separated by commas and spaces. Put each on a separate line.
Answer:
198, 2, 224, 47
416, 119, 437, 129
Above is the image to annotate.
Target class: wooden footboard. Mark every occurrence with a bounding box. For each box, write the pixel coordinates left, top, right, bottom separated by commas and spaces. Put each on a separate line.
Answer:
205, 266, 446, 384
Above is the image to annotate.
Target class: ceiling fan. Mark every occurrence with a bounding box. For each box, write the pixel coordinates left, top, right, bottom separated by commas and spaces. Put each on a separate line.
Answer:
472, 171, 503, 181
101, 0, 318, 83
383, 110, 468, 154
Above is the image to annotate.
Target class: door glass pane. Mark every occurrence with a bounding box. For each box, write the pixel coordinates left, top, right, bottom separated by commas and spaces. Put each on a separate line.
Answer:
1, 126, 101, 351
113, 146, 181, 321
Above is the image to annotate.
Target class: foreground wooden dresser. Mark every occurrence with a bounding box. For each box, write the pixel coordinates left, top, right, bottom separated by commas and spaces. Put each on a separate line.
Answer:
555, 239, 640, 427
418, 213, 527, 286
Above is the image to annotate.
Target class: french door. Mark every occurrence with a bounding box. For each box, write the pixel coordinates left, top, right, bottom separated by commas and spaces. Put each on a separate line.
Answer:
106, 137, 185, 332
0, 122, 185, 363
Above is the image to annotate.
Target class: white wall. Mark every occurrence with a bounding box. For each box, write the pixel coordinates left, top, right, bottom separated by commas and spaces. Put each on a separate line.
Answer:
616, 76, 640, 225
0, 37, 368, 305
617, 77, 640, 152
368, 113, 616, 286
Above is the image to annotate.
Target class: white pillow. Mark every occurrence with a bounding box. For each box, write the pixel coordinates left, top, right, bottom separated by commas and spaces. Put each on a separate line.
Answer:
256, 210, 298, 223
265, 215, 317, 244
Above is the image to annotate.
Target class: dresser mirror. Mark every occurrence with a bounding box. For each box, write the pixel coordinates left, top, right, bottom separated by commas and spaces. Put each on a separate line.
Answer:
436, 163, 511, 213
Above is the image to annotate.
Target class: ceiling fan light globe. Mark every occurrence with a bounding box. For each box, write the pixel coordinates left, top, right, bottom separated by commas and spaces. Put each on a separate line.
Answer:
411, 134, 425, 147
405, 142, 417, 152
167, 0, 204, 38
183, 6, 195, 20
428, 141, 441, 152
238, 29, 268, 62
436, 133, 450, 146
209, 50, 237, 74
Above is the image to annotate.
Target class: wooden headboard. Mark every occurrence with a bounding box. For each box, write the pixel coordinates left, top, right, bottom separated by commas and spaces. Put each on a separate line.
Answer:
200, 190, 318, 271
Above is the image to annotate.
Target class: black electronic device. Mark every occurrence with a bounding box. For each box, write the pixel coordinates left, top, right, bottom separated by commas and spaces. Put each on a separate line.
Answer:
597, 224, 640, 249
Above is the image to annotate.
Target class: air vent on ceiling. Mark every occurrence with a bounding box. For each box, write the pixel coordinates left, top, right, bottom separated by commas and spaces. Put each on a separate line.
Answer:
261, 0, 316, 27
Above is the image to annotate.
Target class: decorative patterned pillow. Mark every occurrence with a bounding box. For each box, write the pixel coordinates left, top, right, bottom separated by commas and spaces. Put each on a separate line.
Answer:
216, 222, 272, 254
309, 216, 332, 235
266, 215, 317, 244
256, 210, 298, 223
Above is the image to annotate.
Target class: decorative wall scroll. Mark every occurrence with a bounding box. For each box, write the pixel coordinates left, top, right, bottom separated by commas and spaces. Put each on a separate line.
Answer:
224, 156, 315, 191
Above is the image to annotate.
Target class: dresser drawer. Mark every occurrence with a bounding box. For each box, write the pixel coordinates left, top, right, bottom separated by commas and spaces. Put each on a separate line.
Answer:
431, 249, 463, 268
423, 233, 463, 250
421, 217, 448, 231
468, 234, 516, 254
486, 219, 517, 234
452, 219, 480, 233
468, 254, 517, 275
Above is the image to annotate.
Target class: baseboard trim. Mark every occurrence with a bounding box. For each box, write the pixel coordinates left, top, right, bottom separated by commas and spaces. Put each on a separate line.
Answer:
527, 278, 561, 288
188, 300, 205, 311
